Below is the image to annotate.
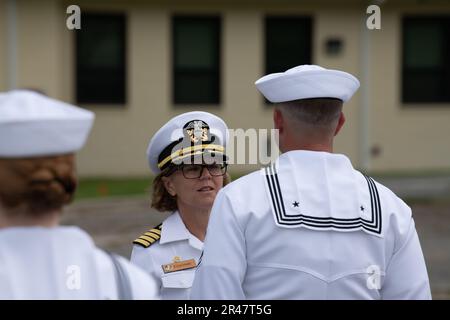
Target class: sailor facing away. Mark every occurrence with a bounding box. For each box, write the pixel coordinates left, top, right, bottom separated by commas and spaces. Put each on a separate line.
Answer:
190, 65, 431, 300
131, 111, 230, 299
0, 90, 159, 299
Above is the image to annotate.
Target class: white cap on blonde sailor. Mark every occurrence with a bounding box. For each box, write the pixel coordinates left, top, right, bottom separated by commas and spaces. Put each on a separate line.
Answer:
0, 90, 95, 158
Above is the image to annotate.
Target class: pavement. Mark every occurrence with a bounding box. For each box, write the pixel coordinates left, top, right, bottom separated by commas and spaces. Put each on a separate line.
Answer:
62, 196, 170, 258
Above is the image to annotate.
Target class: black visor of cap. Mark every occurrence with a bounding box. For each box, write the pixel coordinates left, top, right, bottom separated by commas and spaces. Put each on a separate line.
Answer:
157, 135, 227, 171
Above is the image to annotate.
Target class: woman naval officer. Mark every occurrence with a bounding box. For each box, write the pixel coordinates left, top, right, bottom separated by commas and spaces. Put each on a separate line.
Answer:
0, 90, 159, 299
130, 111, 230, 300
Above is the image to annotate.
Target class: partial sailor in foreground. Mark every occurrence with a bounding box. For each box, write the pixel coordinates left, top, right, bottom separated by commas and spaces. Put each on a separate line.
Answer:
0, 90, 159, 299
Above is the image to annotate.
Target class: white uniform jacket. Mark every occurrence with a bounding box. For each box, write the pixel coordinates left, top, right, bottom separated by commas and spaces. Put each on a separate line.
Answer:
191, 150, 431, 300
131, 211, 203, 300
0, 226, 159, 299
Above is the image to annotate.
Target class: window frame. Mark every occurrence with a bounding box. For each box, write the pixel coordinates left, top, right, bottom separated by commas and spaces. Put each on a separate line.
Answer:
402, 15, 450, 105
171, 15, 222, 106
75, 12, 127, 106
263, 15, 313, 105
264, 14, 314, 74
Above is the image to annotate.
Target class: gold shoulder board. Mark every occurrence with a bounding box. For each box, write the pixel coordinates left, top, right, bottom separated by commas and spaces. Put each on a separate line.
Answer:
133, 223, 162, 248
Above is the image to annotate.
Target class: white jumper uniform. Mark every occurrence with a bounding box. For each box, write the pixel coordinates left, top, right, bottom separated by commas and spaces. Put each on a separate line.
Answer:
0, 226, 159, 300
191, 151, 431, 300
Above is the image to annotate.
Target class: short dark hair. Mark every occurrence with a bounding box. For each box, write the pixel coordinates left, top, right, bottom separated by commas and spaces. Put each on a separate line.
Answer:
278, 98, 343, 126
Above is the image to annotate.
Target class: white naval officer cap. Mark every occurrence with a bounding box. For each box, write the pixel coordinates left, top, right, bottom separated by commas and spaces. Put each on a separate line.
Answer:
255, 64, 360, 103
147, 111, 229, 175
0, 90, 95, 158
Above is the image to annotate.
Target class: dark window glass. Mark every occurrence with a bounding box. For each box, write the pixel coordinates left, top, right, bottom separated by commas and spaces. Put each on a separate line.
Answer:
76, 13, 126, 104
173, 16, 221, 105
265, 16, 312, 75
402, 16, 450, 103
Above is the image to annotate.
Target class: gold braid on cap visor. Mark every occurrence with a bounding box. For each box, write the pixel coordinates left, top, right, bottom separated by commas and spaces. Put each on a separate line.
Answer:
157, 144, 225, 169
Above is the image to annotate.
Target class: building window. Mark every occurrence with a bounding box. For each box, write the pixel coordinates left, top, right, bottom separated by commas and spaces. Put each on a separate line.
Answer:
402, 16, 450, 103
172, 16, 221, 105
265, 16, 312, 75
76, 13, 126, 104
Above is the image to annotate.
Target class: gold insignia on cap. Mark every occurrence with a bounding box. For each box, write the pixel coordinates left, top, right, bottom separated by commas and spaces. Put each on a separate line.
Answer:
157, 144, 225, 169
185, 120, 209, 143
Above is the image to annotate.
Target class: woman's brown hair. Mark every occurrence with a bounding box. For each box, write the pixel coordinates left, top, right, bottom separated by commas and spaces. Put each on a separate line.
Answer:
0, 155, 77, 216
151, 165, 231, 212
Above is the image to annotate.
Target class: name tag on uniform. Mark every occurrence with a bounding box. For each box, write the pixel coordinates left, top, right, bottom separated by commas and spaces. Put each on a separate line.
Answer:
162, 259, 197, 274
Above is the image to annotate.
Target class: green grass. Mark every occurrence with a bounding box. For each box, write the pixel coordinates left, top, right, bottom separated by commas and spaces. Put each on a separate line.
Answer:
75, 174, 245, 200
75, 169, 450, 202
366, 169, 450, 205
366, 169, 450, 179
403, 196, 450, 206
75, 177, 153, 200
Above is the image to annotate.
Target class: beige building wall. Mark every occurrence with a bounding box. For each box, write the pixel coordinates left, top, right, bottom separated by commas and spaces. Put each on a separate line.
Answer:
314, 7, 362, 166
3, 0, 450, 177
0, 0, 6, 92
68, 1, 366, 177
370, 3, 450, 172
62, 3, 173, 177
16, 0, 61, 97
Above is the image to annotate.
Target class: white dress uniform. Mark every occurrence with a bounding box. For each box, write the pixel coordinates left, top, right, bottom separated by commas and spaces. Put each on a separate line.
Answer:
0, 226, 159, 299
130, 110, 229, 299
131, 211, 203, 300
190, 65, 431, 300
191, 151, 431, 299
